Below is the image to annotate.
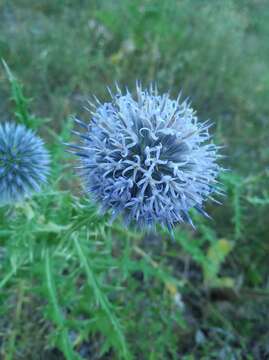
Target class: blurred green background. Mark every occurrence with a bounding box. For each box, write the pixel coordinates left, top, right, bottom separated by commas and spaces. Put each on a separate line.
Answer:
0, 0, 269, 359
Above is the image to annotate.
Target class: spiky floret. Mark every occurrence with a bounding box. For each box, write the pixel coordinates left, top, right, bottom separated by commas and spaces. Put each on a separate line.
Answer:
70, 83, 222, 230
0, 122, 50, 205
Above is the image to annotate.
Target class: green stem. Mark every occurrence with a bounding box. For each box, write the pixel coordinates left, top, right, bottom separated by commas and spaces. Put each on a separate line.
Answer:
74, 235, 130, 360
0, 268, 18, 290
5, 282, 25, 360
44, 249, 79, 360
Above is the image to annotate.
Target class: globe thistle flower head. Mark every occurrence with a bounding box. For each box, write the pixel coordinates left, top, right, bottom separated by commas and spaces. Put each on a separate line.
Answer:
0, 122, 50, 205
70, 83, 222, 231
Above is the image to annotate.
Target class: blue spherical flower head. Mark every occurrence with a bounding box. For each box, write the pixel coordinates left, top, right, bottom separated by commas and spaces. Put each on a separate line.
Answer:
0, 122, 50, 205
70, 83, 222, 231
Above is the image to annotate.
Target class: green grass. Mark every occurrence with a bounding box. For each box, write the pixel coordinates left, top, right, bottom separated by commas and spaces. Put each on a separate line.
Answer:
0, 0, 269, 359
